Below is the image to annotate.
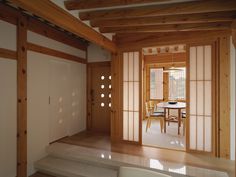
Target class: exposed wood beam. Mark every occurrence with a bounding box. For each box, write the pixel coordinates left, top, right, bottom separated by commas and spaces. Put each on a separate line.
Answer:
64, 0, 170, 10
79, 0, 236, 20
100, 22, 231, 33
9, 0, 117, 52
17, 14, 27, 177
91, 11, 236, 27
114, 30, 231, 50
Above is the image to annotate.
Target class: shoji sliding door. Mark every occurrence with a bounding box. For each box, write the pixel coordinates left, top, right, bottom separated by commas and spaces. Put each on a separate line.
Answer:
123, 52, 140, 142
188, 45, 214, 153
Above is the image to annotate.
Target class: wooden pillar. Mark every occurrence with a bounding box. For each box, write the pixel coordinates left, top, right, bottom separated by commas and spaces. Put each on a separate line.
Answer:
17, 14, 27, 177
219, 36, 231, 159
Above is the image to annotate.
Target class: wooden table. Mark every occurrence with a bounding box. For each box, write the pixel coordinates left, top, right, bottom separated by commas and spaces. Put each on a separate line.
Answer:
157, 102, 186, 135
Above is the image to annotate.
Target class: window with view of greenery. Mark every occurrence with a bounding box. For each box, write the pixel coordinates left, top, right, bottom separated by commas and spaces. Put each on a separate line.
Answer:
168, 67, 186, 100
150, 68, 163, 100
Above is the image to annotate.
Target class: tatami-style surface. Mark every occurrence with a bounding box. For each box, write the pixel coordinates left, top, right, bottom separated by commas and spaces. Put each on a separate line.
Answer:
142, 120, 185, 151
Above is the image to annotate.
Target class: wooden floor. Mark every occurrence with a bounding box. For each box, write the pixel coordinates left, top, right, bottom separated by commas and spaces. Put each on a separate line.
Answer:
59, 131, 235, 177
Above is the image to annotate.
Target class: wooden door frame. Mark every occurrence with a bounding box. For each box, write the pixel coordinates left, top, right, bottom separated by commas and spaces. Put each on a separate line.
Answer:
86, 61, 111, 132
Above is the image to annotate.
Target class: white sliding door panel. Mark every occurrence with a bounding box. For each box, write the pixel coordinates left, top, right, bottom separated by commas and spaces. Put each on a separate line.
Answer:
189, 45, 213, 152
49, 60, 70, 142
123, 52, 140, 142
0, 58, 17, 177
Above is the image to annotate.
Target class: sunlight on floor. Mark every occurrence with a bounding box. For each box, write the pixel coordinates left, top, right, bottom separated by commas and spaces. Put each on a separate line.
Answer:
142, 120, 186, 150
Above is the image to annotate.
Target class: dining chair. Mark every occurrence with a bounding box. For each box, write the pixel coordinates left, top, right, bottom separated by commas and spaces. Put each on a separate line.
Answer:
145, 102, 164, 133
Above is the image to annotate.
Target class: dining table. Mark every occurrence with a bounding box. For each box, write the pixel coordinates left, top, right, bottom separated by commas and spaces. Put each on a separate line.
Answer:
157, 102, 186, 135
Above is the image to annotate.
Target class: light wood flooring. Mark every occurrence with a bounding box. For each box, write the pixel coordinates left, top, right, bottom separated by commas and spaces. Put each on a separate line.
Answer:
58, 131, 235, 177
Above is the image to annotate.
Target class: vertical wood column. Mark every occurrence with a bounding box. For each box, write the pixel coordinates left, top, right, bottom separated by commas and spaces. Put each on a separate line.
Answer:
17, 14, 27, 177
111, 53, 121, 142
219, 36, 230, 159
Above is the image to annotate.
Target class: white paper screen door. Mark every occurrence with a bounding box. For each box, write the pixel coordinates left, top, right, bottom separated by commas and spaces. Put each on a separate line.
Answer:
122, 52, 140, 142
188, 45, 213, 153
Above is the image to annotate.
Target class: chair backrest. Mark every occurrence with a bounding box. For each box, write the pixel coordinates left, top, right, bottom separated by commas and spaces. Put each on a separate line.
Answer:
145, 102, 150, 117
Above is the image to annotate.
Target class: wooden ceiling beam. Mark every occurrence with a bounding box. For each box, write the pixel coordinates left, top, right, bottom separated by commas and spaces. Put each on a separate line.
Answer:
91, 11, 236, 27
100, 22, 232, 33
64, 0, 170, 10
9, 0, 117, 52
79, 0, 236, 20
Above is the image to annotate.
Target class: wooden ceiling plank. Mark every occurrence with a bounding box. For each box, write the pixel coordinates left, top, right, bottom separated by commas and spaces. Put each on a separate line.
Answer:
91, 11, 236, 27
64, 0, 171, 10
100, 22, 232, 33
9, 0, 117, 52
79, 0, 236, 20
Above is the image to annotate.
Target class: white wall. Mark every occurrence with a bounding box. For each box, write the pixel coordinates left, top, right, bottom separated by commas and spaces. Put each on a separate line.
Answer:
27, 32, 87, 175
0, 20, 17, 177
230, 37, 235, 160
87, 43, 111, 62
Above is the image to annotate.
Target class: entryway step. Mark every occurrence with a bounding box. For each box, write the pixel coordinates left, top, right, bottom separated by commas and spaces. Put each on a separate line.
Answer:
35, 156, 118, 177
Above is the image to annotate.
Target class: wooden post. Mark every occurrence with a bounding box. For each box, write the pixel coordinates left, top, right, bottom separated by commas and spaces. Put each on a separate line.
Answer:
17, 14, 27, 177
219, 36, 231, 159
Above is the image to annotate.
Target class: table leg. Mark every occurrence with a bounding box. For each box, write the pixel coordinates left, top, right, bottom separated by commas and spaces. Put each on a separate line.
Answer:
164, 108, 166, 133
178, 109, 181, 135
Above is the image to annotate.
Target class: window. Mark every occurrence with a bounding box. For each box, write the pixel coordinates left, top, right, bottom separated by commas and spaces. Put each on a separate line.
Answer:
150, 68, 163, 100
169, 67, 186, 100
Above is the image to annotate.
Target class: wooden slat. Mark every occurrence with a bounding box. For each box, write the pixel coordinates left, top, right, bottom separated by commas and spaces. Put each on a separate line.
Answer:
64, 0, 170, 10
9, 0, 117, 52
79, 0, 236, 20
100, 22, 231, 33
219, 36, 231, 159
27, 17, 88, 51
114, 30, 231, 50
27, 42, 87, 64
91, 11, 236, 27
0, 48, 17, 60
17, 14, 27, 177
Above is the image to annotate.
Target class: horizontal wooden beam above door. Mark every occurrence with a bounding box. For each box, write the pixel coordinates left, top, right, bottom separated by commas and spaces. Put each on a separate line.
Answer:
91, 11, 236, 27
9, 0, 117, 52
0, 48, 17, 60
64, 0, 169, 10
79, 0, 236, 20
144, 52, 186, 64
100, 22, 231, 33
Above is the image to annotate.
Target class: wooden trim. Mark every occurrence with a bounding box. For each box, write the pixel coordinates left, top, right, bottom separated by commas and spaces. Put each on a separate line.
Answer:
9, 0, 117, 52
64, 0, 166, 10
17, 14, 27, 177
87, 61, 111, 67
100, 22, 231, 33
91, 11, 236, 27
27, 42, 87, 64
0, 48, 17, 60
79, 1, 236, 20
27, 16, 87, 51
144, 52, 186, 64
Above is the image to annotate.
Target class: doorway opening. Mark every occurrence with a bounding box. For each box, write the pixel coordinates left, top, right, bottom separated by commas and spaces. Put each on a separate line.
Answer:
142, 44, 187, 151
